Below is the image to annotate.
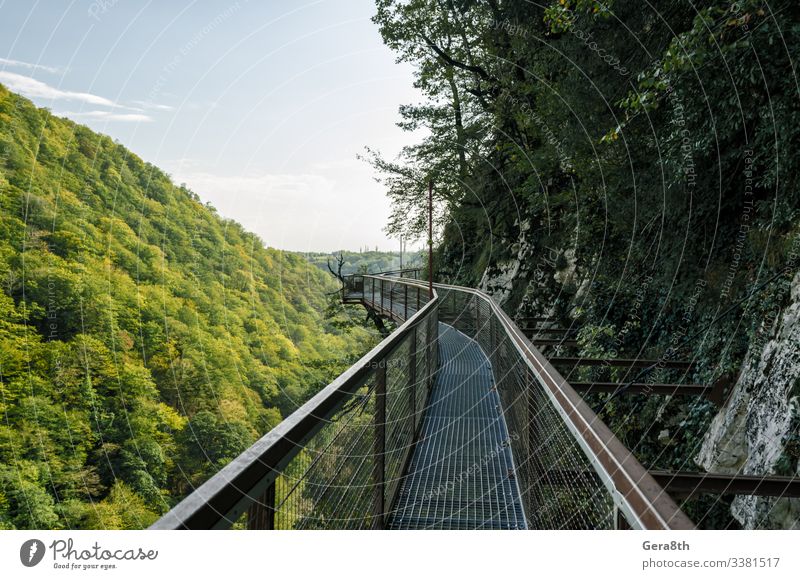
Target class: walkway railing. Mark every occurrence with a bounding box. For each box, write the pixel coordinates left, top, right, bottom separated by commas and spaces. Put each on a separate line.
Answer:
429, 281, 693, 530
151, 275, 437, 529
152, 272, 693, 530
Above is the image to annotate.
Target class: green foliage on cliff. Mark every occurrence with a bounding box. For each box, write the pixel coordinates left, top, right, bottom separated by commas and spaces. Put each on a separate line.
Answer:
0, 84, 375, 529
370, 0, 800, 528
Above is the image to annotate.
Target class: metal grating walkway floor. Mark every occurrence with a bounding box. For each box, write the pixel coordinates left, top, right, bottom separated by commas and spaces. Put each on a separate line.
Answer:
389, 323, 527, 529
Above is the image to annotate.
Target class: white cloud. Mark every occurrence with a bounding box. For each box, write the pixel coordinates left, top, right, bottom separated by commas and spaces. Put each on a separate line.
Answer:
0, 71, 121, 108
0, 58, 61, 74
57, 110, 153, 123
131, 99, 173, 111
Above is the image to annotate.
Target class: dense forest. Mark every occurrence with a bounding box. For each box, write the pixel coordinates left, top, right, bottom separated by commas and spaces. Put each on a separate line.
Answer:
369, 0, 800, 527
0, 84, 376, 529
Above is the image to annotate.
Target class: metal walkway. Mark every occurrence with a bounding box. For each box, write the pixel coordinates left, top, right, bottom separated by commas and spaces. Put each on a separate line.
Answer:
390, 323, 527, 529
152, 273, 695, 531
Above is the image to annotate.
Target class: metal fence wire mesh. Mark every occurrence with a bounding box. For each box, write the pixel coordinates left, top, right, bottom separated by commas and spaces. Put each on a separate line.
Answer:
153, 272, 690, 531
273, 379, 376, 529
269, 277, 437, 529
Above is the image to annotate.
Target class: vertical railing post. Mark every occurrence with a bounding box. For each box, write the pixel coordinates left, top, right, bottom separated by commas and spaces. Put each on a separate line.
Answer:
404, 283, 408, 320
526, 367, 543, 529
373, 361, 387, 529
614, 506, 631, 530
372, 277, 376, 308
425, 314, 434, 391
416, 286, 421, 312
247, 482, 275, 529
389, 280, 394, 317
431, 304, 438, 379
489, 310, 496, 367
475, 295, 481, 340
409, 326, 417, 431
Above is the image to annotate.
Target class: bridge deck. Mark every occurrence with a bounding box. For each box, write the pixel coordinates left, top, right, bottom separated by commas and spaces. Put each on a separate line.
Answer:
389, 323, 527, 529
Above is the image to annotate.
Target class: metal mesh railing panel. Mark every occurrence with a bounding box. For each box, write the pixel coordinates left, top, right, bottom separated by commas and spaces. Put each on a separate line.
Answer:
270, 276, 438, 529
384, 337, 415, 507
415, 323, 428, 430
274, 379, 376, 529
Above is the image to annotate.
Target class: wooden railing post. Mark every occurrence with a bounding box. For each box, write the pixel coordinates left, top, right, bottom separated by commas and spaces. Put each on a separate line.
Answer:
246, 482, 275, 529
373, 361, 387, 529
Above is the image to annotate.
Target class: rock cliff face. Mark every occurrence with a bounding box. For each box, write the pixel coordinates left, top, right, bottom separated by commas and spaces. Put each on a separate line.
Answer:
696, 272, 800, 529
478, 223, 579, 317
478, 219, 532, 306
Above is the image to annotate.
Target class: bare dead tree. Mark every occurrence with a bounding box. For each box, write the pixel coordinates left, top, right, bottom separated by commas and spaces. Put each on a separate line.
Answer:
326, 252, 346, 284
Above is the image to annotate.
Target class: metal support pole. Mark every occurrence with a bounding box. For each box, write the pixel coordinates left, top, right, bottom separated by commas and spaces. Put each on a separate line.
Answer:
409, 327, 417, 431
428, 180, 433, 300
614, 506, 631, 530
474, 296, 480, 340
404, 284, 408, 320
526, 368, 542, 529
373, 362, 387, 529
425, 316, 433, 391
389, 280, 393, 317
246, 482, 275, 529
416, 286, 421, 311
489, 313, 496, 366
372, 277, 375, 308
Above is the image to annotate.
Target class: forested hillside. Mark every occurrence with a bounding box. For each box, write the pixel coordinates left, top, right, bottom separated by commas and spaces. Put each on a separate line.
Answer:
370, 1, 800, 528
0, 84, 375, 529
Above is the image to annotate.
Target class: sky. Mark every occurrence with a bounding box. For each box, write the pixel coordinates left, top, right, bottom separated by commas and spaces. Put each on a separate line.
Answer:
0, 0, 422, 252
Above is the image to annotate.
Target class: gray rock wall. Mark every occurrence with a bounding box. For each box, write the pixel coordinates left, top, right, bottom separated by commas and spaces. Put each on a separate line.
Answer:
696, 272, 800, 529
